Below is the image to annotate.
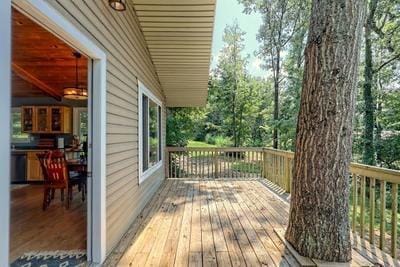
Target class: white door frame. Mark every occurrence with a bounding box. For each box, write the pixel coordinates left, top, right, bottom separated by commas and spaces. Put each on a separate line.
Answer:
4, 0, 107, 265
0, 1, 11, 266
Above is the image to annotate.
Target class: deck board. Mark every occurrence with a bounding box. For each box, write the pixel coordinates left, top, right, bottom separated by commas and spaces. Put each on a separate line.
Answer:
109, 179, 400, 267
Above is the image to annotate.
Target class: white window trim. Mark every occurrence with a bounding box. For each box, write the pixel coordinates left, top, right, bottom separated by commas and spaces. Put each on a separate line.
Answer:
138, 81, 163, 184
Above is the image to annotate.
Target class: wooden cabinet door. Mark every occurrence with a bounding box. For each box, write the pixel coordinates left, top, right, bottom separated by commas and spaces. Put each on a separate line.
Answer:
26, 152, 44, 181
21, 106, 35, 132
35, 107, 50, 132
50, 107, 63, 133
62, 107, 72, 134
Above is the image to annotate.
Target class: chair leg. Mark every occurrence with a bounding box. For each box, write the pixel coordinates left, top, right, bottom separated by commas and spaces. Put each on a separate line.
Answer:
66, 187, 70, 209
42, 188, 49, 211
51, 189, 55, 199
81, 183, 85, 202
61, 189, 64, 202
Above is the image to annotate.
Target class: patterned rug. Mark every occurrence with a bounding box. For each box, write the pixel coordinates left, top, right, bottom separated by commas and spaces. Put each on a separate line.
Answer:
11, 250, 87, 267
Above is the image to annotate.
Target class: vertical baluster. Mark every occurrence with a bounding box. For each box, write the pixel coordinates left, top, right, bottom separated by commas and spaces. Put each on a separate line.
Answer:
237, 150, 240, 178
201, 151, 207, 178
186, 150, 189, 178
360, 175, 366, 238
280, 156, 283, 187
181, 151, 186, 177
193, 150, 199, 178
206, 150, 209, 178
380, 181, 386, 249
228, 150, 231, 178
189, 151, 192, 178
200, 150, 204, 179
391, 183, 398, 259
207, 151, 214, 178
199, 150, 203, 179
352, 174, 358, 232
248, 151, 251, 178
251, 151, 255, 178
278, 156, 281, 187
272, 155, 276, 183
174, 152, 177, 178
370, 177, 376, 244
168, 151, 171, 178
197, 150, 200, 178
220, 150, 223, 178
177, 151, 180, 178
230, 151, 233, 178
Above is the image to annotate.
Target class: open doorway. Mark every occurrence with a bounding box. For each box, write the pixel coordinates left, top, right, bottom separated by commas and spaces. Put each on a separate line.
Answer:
10, 7, 90, 265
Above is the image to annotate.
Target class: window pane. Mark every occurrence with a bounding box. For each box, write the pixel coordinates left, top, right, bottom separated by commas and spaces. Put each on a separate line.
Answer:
142, 95, 149, 172
149, 99, 159, 167
79, 111, 88, 142
158, 106, 162, 161
11, 111, 29, 142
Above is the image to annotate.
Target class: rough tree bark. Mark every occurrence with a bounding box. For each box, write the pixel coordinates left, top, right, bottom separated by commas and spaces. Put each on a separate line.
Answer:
285, 0, 366, 262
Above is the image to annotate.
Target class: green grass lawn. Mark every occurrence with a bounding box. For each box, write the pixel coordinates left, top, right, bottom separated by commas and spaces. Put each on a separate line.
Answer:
187, 140, 216, 147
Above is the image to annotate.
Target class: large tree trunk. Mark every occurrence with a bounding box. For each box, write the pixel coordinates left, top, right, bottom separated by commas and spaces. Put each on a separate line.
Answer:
363, 0, 378, 166
285, 0, 366, 262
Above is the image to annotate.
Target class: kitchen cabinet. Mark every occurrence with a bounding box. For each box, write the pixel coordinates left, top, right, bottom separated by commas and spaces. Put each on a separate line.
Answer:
50, 106, 71, 133
21, 106, 71, 134
21, 106, 35, 132
26, 152, 43, 181
36, 107, 49, 132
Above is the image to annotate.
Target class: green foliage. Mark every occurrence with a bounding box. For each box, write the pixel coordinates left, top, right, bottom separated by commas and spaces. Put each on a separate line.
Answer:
205, 134, 233, 147
166, 108, 206, 147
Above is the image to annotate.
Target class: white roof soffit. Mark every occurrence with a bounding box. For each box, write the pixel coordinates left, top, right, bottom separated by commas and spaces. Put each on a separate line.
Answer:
132, 0, 216, 107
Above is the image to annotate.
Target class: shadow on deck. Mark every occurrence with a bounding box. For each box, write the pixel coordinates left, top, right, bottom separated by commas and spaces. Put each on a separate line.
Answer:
105, 179, 399, 267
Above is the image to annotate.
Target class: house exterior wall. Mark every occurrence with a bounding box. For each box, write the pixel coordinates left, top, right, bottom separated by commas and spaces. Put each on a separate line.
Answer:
43, 0, 166, 254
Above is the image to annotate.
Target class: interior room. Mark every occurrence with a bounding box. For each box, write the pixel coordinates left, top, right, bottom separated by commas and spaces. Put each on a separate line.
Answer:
10, 7, 89, 263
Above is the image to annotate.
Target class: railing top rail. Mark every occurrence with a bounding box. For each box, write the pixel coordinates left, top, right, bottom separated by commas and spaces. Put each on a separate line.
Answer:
262, 147, 295, 158
350, 162, 400, 184
259, 147, 400, 183
166, 147, 264, 152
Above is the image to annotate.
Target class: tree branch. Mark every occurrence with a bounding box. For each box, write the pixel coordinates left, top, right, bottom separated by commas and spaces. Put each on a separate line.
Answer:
374, 53, 400, 73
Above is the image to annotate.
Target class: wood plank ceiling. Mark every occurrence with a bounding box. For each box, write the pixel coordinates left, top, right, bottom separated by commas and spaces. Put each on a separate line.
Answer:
12, 8, 87, 99
131, 0, 216, 107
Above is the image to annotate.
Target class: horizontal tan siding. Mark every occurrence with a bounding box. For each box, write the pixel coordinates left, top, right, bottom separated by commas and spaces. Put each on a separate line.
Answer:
44, 0, 166, 254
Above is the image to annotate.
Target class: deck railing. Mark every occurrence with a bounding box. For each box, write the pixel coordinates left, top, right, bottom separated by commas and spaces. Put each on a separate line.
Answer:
165, 147, 264, 179
166, 146, 400, 259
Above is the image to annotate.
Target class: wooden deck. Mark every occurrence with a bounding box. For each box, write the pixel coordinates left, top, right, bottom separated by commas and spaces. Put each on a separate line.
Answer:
106, 179, 400, 267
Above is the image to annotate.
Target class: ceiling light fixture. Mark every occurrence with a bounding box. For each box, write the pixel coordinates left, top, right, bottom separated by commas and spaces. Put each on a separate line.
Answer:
63, 52, 88, 100
109, 0, 127, 11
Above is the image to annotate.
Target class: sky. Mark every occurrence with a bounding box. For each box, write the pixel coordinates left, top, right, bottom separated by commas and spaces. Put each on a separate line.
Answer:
211, 0, 264, 77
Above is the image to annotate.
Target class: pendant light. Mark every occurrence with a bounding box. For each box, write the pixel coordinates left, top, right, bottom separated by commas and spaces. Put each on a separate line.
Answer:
63, 52, 88, 100
109, 0, 126, 11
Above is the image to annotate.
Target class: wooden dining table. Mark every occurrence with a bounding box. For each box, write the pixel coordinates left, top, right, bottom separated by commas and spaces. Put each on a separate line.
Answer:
66, 160, 87, 176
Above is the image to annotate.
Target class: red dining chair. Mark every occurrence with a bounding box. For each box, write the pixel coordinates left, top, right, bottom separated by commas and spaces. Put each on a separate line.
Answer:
38, 150, 85, 210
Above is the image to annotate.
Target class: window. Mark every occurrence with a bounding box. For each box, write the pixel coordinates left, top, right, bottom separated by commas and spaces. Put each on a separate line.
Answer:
73, 107, 88, 143
11, 108, 30, 143
139, 81, 162, 183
